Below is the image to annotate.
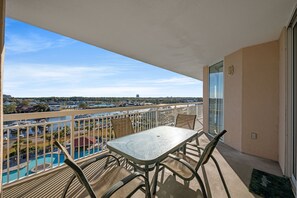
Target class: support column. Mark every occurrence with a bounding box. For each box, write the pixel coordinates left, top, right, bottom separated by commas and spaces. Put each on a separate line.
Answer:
0, 0, 5, 195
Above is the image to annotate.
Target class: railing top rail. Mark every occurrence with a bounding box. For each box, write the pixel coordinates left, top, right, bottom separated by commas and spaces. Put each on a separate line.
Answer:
3, 102, 202, 121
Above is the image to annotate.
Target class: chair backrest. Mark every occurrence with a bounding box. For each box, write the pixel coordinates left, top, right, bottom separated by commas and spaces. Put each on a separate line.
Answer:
54, 141, 96, 198
111, 117, 134, 138
175, 114, 196, 130
195, 130, 227, 171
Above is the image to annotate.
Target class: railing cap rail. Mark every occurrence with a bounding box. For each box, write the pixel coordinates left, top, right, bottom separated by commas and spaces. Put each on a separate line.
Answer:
4, 102, 202, 121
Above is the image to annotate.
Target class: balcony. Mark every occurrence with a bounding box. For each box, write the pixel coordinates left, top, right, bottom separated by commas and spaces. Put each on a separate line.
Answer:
1, 102, 282, 197
2, 103, 202, 185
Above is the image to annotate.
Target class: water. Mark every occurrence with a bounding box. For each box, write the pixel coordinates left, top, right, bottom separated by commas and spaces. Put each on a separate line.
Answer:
2, 147, 101, 184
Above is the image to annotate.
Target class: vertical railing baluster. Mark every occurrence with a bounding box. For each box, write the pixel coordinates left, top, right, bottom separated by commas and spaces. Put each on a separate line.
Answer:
78, 120, 81, 159
6, 129, 10, 183
83, 119, 86, 158
17, 128, 20, 180
155, 109, 159, 127
196, 104, 198, 118
63, 122, 67, 163
147, 110, 152, 129
97, 118, 100, 152
70, 115, 75, 159
88, 118, 91, 156
140, 112, 143, 132
43, 124, 46, 171
105, 117, 107, 144
35, 124, 38, 175
50, 124, 53, 167
28, 126, 33, 177
148, 110, 152, 129
92, 118, 95, 154
99, 117, 102, 151
132, 113, 135, 133
174, 105, 177, 126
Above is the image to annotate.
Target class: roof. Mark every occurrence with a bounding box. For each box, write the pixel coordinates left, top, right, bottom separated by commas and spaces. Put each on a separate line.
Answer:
6, 0, 297, 80
73, 137, 96, 148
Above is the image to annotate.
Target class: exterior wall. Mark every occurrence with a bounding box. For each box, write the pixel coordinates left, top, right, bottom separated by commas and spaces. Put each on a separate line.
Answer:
203, 66, 209, 133
241, 41, 279, 161
224, 49, 243, 151
278, 28, 287, 173
223, 40, 279, 161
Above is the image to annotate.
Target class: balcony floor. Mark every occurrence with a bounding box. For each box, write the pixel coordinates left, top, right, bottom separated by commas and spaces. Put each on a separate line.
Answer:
3, 133, 282, 198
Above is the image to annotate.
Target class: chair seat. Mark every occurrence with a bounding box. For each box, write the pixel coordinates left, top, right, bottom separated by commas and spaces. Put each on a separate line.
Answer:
78, 166, 143, 198
161, 152, 197, 180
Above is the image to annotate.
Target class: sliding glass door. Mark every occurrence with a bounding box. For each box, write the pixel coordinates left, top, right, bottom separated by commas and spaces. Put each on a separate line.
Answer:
208, 61, 224, 136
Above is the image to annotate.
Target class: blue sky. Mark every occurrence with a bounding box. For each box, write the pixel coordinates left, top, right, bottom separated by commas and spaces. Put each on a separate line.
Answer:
4, 18, 202, 97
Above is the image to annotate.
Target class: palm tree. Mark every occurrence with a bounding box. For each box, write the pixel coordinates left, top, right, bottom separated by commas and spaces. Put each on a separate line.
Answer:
11, 138, 25, 158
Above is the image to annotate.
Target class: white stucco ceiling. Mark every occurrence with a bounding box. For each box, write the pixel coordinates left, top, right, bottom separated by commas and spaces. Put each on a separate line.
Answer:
6, 0, 297, 80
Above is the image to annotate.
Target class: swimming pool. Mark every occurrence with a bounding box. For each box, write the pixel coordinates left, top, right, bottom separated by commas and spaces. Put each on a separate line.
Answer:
2, 147, 101, 184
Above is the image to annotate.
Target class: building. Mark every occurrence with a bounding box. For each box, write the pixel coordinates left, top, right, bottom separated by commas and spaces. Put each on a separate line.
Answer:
1, 0, 297, 197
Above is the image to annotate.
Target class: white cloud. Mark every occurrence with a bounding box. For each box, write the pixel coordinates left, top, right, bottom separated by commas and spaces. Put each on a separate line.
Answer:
4, 63, 121, 83
5, 33, 75, 53
150, 77, 199, 85
3, 63, 202, 97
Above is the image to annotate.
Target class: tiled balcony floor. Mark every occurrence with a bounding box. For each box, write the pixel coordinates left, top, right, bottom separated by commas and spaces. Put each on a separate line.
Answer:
3, 133, 282, 198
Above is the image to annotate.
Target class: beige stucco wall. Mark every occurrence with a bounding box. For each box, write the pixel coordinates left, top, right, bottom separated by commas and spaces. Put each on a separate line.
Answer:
223, 40, 279, 161
203, 66, 209, 133
278, 28, 287, 173
224, 49, 243, 151
241, 41, 279, 161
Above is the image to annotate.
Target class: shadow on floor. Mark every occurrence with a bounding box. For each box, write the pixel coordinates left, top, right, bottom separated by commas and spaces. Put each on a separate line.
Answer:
155, 175, 202, 198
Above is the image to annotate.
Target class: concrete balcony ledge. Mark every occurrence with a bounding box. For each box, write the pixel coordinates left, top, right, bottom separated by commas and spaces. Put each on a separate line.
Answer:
3, 133, 282, 198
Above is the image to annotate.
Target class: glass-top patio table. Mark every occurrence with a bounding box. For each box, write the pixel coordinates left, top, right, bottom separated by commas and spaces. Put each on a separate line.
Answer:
106, 125, 199, 194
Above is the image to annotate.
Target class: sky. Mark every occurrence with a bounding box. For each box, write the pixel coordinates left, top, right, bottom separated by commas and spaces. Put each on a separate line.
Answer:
4, 18, 202, 98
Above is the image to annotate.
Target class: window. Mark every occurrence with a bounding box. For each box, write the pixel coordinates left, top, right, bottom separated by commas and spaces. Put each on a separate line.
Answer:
208, 61, 224, 136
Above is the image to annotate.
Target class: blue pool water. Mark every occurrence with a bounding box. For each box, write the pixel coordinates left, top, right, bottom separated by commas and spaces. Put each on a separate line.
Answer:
2, 147, 101, 184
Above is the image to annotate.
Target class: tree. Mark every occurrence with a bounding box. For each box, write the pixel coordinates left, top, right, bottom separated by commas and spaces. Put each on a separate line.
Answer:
11, 138, 25, 156
79, 102, 88, 109
4, 104, 17, 114
21, 100, 30, 106
32, 104, 50, 112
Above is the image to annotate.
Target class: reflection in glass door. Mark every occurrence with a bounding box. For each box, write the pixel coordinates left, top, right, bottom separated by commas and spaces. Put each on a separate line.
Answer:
208, 61, 224, 136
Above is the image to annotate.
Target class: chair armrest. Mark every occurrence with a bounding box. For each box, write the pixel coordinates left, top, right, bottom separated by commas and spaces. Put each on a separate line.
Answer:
80, 154, 120, 169
165, 154, 196, 175
186, 131, 205, 146
102, 172, 149, 198
196, 146, 205, 151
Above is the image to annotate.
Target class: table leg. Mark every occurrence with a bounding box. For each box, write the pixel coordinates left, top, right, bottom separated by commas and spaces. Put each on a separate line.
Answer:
145, 165, 149, 182
152, 162, 160, 195
144, 165, 150, 198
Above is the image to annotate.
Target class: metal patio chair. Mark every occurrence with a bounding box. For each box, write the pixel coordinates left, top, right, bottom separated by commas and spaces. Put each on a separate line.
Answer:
157, 130, 230, 198
175, 114, 196, 130
54, 141, 151, 198
111, 117, 135, 138
109, 117, 134, 164
175, 114, 197, 153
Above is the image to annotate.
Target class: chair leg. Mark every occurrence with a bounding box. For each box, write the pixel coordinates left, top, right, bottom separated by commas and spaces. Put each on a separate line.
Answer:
210, 156, 231, 198
152, 163, 160, 195
194, 172, 207, 198
104, 156, 110, 169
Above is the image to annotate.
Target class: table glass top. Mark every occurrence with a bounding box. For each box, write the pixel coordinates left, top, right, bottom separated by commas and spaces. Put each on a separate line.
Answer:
107, 126, 198, 165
